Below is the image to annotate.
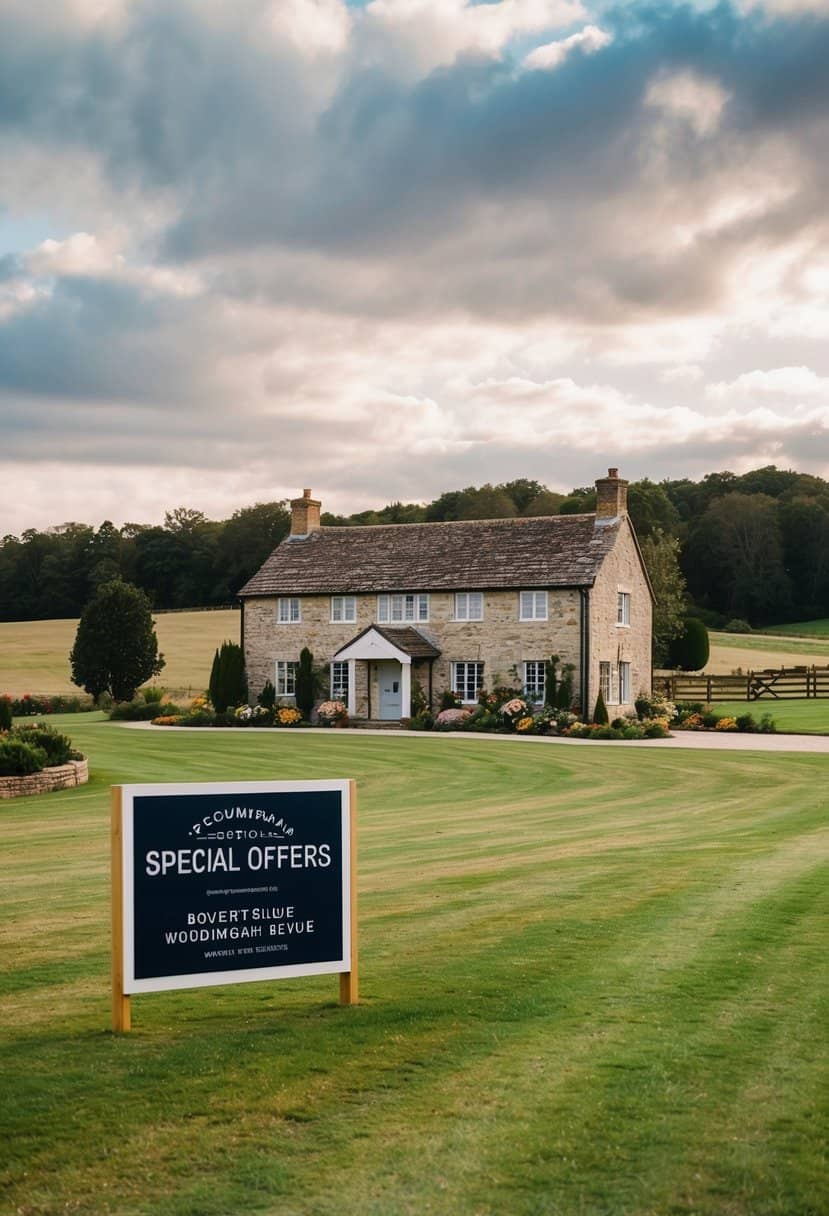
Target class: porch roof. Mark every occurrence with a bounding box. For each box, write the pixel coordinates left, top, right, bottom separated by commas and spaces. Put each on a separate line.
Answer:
333, 625, 441, 663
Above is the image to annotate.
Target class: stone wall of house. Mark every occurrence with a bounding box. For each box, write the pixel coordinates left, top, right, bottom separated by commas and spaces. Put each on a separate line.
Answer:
588, 517, 652, 714
0, 758, 89, 800
243, 589, 583, 712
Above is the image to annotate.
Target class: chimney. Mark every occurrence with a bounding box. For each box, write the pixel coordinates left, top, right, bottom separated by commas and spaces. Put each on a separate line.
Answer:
290, 488, 321, 537
595, 468, 628, 519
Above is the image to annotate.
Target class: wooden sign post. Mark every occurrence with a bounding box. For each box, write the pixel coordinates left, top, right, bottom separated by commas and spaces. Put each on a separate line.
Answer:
111, 779, 357, 1032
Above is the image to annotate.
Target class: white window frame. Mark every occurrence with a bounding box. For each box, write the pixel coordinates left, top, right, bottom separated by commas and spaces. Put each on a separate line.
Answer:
277, 597, 301, 624
619, 661, 631, 705
331, 661, 349, 701
451, 661, 484, 704
617, 591, 631, 627
276, 660, 298, 697
523, 660, 546, 703
599, 661, 612, 704
519, 590, 548, 621
377, 593, 429, 623
453, 591, 484, 621
331, 595, 356, 623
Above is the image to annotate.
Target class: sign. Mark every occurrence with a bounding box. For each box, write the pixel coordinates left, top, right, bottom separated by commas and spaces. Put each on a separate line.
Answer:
111, 779, 357, 1030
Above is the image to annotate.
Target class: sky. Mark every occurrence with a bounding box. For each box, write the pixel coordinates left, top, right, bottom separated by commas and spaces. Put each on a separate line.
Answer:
1, 0, 829, 535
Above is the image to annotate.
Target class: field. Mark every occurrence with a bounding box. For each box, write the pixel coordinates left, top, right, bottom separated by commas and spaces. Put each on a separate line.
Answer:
704, 630, 829, 675
763, 619, 829, 638
2, 722, 827, 1216
0, 610, 240, 699
5, 612, 829, 701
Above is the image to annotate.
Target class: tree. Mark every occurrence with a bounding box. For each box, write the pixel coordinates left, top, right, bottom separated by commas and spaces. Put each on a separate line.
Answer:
667, 618, 710, 671
639, 529, 687, 666
69, 580, 164, 702
209, 641, 247, 712
295, 647, 315, 719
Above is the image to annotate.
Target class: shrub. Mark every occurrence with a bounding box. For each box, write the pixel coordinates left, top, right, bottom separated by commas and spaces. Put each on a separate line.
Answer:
543, 655, 559, 709
758, 712, 777, 733
12, 724, 74, 766
0, 738, 48, 776
295, 648, 315, 720
592, 689, 609, 725
435, 708, 470, 728
667, 618, 710, 671
556, 664, 575, 710
276, 706, 303, 727
715, 717, 738, 731
701, 710, 722, 728
110, 700, 183, 721
411, 680, 429, 717
152, 715, 183, 727
725, 618, 752, 634
142, 685, 165, 704
257, 680, 277, 709
177, 710, 216, 727
440, 689, 462, 710
736, 713, 758, 732
634, 694, 651, 721
0, 696, 11, 732
409, 711, 435, 731
7, 694, 93, 716
643, 721, 669, 739
209, 642, 248, 714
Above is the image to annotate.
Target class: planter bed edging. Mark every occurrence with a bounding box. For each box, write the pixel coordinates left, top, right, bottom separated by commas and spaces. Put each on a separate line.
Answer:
0, 758, 89, 799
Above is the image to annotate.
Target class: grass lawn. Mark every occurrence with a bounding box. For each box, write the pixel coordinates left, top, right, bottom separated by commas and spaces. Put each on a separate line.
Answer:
2, 724, 827, 1216
0, 610, 240, 700
702, 699, 829, 735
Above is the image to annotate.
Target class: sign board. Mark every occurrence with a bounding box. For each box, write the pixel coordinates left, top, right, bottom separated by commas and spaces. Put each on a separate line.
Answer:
111, 779, 357, 1030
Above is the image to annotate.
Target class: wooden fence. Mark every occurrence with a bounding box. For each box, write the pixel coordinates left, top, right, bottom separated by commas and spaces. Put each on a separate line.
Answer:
654, 666, 829, 702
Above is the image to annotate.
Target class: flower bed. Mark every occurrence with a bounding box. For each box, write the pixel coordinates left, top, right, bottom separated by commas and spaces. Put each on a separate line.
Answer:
0, 758, 88, 799
0, 721, 88, 798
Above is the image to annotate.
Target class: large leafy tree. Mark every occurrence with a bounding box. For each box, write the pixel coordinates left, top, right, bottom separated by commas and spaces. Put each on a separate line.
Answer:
70, 580, 164, 702
639, 529, 687, 666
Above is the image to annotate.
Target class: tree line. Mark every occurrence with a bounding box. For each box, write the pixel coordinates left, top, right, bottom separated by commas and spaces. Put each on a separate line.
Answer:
2, 467, 828, 638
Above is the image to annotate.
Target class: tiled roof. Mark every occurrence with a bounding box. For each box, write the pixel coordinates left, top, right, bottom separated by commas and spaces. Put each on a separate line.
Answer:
239, 513, 620, 597
367, 625, 440, 659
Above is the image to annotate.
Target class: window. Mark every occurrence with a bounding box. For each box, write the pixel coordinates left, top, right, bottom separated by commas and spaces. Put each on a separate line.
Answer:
519, 590, 548, 621
454, 591, 483, 621
276, 660, 297, 696
377, 593, 429, 623
331, 596, 356, 623
599, 661, 611, 704
619, 661, 631, 704
277, 597, 301, 623
617, 592, 631, 626
524, 660, 546, 702
452, 661, 484, 703
331, 661, 349, 701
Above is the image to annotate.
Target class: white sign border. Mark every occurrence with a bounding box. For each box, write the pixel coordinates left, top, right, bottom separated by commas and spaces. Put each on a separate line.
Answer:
120, 779, 352, 995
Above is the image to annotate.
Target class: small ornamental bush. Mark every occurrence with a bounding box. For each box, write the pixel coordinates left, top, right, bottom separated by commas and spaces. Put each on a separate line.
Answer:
440, 689, 463, 711
258, 680, 277, 710
276, 707, 303, 727
715, 716, 738, 731
435, 708, 471, 728
12, 724, 74, 766
317, 700, 347, 724
736, 713, 758, 733
110, 699, 183, 721
592, 689, 609, 725
142, 685, 165, 704
409, 711, 435, 731
0, 738, 49, 776
8, 694, 93, 716
177, 710, 216, 727
152, 715, 183, 727
759, 713, 777, 733
643, 721, 670, 739
501, 698, 529, 726
725, 619, 752, 633
0, 696, 11, 732
516, 716, 534, 732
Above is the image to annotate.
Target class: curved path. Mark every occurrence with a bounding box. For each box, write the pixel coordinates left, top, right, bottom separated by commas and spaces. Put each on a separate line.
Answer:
120, 720, 829, 753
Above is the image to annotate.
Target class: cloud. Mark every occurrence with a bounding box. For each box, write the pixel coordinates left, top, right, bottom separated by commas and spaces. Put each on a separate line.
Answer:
1, 0, 829, 534
523, 24, 611, 70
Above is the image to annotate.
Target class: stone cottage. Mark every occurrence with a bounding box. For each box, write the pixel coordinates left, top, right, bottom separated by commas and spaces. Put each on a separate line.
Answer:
238, 469, 653, 720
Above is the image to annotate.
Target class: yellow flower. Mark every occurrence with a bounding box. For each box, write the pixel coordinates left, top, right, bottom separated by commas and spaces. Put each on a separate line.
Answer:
516, 716, 534, 732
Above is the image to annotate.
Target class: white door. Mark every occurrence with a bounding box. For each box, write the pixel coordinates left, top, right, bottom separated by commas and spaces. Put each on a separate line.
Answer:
377, 662, 402, 720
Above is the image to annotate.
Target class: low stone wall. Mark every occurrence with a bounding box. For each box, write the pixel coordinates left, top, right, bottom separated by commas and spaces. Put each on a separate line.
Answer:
0, 758, 89, 800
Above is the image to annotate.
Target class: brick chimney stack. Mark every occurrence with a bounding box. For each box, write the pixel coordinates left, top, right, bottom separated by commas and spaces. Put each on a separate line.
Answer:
595, 468, 628, 519
290, 488, 321, 537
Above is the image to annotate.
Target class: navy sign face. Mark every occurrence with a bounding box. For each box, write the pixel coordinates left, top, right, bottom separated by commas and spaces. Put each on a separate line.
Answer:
120, 780, 351, 994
